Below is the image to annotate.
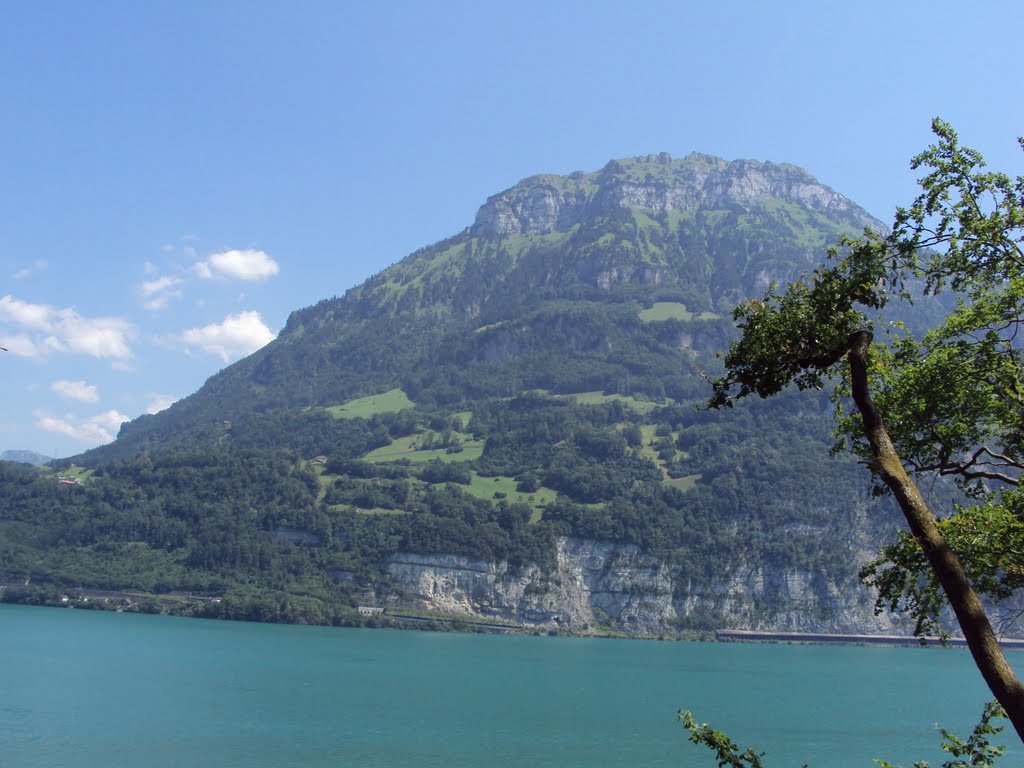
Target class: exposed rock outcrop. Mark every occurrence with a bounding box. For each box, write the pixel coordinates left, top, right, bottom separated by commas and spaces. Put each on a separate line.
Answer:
385, 536, 908, 636
471, 153, 880, 239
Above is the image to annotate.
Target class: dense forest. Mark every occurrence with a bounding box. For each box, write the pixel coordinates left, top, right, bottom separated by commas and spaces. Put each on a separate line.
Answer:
0, 385, 897, 629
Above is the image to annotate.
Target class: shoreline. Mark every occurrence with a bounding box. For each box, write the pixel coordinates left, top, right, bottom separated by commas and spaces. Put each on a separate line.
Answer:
716, 628, 1024, 650
9, 591, 1024, 649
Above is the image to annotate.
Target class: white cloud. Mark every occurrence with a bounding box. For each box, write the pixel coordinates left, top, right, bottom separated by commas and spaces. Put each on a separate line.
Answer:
59, 313, 135, 358
35, 409, 130, 446
195, 249, 279, 281
141, 276, 182, 296
140, 275, 183, 310
51, 379, 100, 403
40, 335, 65, 355
146, 393, 178, 414
1, 333, 44, 357
0, 295, 135, 360
93, 409, 130, 432
181, 310, 276, 362
0, 295, 54, 331
11, 260, 47, 280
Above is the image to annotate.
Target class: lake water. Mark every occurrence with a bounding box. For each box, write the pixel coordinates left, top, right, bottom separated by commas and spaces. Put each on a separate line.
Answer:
2, 604, 1021, 768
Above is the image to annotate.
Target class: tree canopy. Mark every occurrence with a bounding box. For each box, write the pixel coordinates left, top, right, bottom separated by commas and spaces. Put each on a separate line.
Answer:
710, 119, 1024, 742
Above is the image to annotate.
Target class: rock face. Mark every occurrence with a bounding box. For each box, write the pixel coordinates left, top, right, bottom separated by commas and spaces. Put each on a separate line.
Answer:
471, 153, 879, 239
385, 536, 907, 635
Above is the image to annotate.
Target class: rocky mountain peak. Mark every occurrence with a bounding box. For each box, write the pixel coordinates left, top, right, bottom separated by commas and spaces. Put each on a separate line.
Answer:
471, 153, 880, 238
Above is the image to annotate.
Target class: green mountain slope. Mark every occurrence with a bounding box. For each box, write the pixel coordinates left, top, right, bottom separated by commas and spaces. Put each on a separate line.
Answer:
87, 152, 879, 461
1, 153, 908, 635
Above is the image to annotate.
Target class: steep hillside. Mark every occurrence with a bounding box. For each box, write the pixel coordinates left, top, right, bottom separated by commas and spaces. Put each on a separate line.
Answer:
1, 153, 912, 636
85, 152, 879, 461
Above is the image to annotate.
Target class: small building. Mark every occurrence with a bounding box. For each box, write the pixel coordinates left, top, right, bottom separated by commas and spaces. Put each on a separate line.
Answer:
358, 606, 385, 616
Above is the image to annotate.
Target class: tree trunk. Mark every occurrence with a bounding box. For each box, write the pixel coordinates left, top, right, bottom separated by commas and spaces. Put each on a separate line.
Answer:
847, 330, 1024, 742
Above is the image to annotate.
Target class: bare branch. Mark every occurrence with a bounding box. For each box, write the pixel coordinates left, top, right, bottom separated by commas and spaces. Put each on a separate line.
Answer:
910, 446, 1024, 487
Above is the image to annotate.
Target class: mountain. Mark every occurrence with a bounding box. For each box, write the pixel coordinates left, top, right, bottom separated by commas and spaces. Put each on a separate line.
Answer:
86, 152, 880, 461
1, 153, 912, 636
1, 450, 52, 466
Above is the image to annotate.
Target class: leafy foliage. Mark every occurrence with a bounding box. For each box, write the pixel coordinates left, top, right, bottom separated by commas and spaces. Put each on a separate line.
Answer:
678, 710, 770, 768
708, 120, 1024, 739
874, 701, 1007, 768
681, 703, 1007, 768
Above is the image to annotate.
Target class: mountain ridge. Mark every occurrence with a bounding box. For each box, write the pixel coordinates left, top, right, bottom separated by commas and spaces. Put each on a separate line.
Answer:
0, 450, 52, 466
471, 152, 878, 238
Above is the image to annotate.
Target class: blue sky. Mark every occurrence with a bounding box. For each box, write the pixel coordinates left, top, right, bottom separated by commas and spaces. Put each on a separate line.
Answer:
2, 1, 1022, 458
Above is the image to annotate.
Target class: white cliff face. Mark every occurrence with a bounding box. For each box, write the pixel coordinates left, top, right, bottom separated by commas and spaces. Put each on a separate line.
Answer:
472, 182, 590, 237
682, 561, 906, 634
384, 536, 907, 635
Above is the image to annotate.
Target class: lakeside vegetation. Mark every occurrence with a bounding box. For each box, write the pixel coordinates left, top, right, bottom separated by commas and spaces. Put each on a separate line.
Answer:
0, 383, 887, 629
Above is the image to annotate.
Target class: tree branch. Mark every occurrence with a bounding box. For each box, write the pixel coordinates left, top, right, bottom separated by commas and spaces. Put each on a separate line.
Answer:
911, 446, 1023, 487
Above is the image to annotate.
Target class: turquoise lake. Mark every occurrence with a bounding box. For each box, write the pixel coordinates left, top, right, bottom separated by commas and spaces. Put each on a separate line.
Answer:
2, 604, 1021, 767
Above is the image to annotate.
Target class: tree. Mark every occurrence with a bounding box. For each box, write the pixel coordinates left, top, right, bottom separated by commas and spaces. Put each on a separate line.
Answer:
709, 120, 1024, 742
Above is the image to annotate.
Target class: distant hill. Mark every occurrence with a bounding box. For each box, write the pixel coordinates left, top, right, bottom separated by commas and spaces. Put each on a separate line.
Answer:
1, 153, 916, 636
1, 450, 52, 466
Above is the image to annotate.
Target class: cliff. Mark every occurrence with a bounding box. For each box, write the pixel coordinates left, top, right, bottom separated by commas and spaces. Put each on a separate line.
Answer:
385, 536, 908, 636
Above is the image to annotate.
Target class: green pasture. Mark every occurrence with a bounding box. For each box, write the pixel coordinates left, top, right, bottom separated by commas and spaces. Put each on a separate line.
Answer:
638, 302, 719, 323
362, 433, 484, 463
48, 465, 95, 482
325, 388, 414, 419
462, 471, 557, 522
633, 424, 697, 486
311, 465, 331, 501
324, 504, 408, 516
563, 391, 665, 414
662, 474, 701, 491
